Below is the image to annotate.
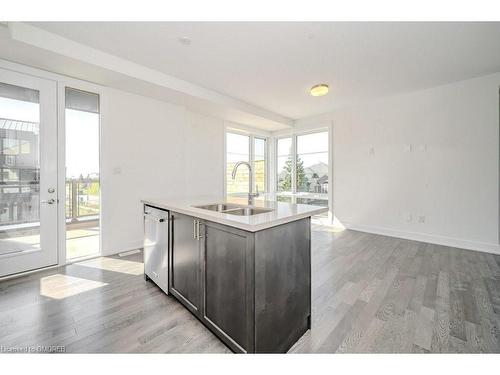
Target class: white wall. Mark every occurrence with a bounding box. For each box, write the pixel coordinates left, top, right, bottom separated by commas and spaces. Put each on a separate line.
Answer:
294, 73, 500, 253
0, 58, 226, 259
184, 111, 224, 197
101, 88, 224, 255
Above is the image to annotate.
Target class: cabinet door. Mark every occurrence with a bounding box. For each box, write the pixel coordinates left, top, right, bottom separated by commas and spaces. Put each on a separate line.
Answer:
170, 212, 201, 314
203, 222, 254, 353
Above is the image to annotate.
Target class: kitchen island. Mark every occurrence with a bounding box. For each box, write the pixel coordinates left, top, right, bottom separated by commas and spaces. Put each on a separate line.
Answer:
142, 196, 327, 353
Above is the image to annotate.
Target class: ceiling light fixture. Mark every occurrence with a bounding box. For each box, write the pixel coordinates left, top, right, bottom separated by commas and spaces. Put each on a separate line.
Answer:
310, 84, 329, 97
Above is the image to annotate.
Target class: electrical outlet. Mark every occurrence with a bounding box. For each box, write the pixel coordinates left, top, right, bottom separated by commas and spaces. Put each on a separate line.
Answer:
418, 215, 426, 223
406, 213, 412, 223
369, 146, 375, 155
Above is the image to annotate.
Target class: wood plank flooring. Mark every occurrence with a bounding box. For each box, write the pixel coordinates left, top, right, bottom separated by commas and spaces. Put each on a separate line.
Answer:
1, 226, 499, 353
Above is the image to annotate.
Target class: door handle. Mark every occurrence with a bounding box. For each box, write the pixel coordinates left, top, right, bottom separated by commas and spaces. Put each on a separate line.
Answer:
41, 199, 56, 205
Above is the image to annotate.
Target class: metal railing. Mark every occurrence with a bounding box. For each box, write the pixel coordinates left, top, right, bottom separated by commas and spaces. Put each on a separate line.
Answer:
0, 177, 99, 227
65, 178, 100, 222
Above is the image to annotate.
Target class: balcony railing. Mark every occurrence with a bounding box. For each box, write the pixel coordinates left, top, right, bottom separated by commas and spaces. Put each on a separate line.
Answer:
65, 178, 100, 222
0, 177, 99, 228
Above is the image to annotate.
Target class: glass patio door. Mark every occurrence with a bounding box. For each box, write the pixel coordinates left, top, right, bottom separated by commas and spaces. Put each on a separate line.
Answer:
0, 68, 58, 277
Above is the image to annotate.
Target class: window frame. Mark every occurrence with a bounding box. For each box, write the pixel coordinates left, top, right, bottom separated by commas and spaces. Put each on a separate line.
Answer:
252, 135, 267, 194
275, 136, 295, 193
224, 128, 269, 196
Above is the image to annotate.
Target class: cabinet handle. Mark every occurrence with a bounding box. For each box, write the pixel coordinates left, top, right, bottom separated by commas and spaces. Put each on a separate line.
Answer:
196, 221, 203, 240
192, 219, 203, 240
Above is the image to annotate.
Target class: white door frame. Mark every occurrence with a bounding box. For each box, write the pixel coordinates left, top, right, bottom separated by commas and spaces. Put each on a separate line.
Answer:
0, 59, 105, 272
0, 67, 58, 277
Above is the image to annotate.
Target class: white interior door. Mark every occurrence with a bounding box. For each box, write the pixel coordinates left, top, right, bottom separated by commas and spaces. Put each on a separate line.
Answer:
0, 68, 58, 277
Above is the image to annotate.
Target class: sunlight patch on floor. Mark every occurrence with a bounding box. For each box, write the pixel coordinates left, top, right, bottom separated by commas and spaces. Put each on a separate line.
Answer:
40, 274, 107, 300
77, 257, 144, 275
312, 215, 346, 233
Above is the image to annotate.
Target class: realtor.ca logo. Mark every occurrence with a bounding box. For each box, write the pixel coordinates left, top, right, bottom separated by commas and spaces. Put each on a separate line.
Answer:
0, 345, 66, 353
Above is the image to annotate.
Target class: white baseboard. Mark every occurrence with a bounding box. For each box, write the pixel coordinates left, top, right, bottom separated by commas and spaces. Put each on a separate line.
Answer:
118, 249, 142, 257
342, 222, 500, 256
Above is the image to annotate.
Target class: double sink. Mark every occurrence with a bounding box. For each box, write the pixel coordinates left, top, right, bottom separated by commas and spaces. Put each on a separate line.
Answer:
194, 203, 273, 216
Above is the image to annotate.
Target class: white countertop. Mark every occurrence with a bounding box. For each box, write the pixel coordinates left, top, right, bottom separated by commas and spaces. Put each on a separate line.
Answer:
142, 195, 328, 232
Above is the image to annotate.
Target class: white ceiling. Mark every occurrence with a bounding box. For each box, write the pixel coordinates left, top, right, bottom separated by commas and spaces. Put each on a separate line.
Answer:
0, 23, 293, 130
28, 22, 500, 120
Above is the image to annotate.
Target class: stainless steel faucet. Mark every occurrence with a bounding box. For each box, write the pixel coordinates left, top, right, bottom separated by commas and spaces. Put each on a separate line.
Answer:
231, 161, 260, 204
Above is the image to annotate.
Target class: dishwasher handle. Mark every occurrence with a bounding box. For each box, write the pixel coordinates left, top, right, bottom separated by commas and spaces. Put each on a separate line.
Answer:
144, 211, 167, 223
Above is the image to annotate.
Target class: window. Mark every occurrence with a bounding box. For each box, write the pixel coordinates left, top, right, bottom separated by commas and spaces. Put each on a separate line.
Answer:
1, 168, 18, 182
276, 130, 329, 208
296, 132, 328, 194
225, 131, 267, 195
254, 137, 266, 192
4, 155, 15, 166
2, 138, 20, 155
277, 137, 292, 192
65, 87, 100, 260
226, 132, 249, 194
20, 140, 30, 154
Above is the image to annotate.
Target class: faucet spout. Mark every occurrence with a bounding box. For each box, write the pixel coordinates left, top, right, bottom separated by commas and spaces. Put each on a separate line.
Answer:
231, 161, 260, 204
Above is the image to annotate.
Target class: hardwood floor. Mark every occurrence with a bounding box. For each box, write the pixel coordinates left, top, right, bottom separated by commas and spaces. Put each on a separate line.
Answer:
1, 226, 499, 353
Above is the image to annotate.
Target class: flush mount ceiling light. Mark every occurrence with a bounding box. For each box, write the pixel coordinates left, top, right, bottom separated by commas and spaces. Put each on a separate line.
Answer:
310, 84, 329, 97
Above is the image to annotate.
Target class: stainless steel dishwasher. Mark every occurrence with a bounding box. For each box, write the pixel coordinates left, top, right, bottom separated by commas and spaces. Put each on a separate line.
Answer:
143, 205, 169, 294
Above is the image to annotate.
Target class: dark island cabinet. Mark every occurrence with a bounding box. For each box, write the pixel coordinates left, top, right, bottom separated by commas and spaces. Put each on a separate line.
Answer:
169, 211, 311, 353
169, 212, 202, 315
202, 221, 255, 352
